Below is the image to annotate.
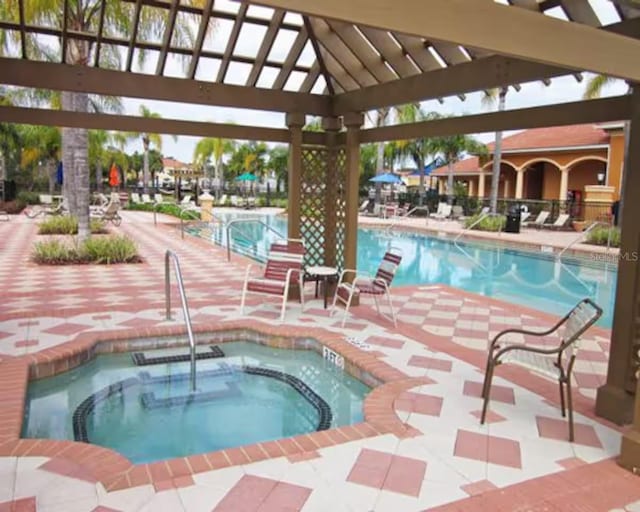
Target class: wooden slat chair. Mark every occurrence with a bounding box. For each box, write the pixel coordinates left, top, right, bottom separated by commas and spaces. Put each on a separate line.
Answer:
480, 298, 602, 441
240, 239, 305, 322
331, 247, 403, 327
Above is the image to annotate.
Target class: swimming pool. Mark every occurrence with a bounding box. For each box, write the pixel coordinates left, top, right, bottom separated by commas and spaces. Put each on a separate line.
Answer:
23, 341, 369, 463
205, 212, 616, 327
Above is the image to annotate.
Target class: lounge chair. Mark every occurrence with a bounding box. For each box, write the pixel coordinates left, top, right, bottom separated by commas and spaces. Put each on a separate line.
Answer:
331, 247, 403, 327
542, 213, 571, 230
451, 205, 464, 220
217, 194, 228, 206
90, 196, 122, 225
480, 298, 602, 442
359, 199, 370, 213
429, 202, 447, 219
154, 193, 164, 204
522, 210, 550, 228
141, 193, 154, 204
431, 204, 452, 220
240, 239, 305, 322
230, 195, 241, 207
130, 192, 142, 204
520, 211, 531, 223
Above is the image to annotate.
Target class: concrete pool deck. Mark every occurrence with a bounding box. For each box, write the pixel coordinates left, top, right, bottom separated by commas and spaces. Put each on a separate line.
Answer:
0, 210, 638, 512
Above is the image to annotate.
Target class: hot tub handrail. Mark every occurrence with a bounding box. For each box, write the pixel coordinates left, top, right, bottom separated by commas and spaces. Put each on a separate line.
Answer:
165, 249, 197, 392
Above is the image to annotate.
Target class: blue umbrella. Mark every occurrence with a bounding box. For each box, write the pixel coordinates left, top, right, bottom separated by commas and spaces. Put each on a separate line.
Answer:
410, 158, 446, 176
369, 172, 403, 184
235, 172, 257, 182
56, 162, 63, 185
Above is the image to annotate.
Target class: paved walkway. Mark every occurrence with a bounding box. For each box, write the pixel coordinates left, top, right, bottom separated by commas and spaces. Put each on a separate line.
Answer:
0, 211, 637, 512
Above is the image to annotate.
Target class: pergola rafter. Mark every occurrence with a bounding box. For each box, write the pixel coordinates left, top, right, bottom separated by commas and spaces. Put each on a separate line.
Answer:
216, 2, 248, 83
187, 0, 214, 79
125, 0, 144, 72
155, 0, 181, 76
93, 0, 108, 67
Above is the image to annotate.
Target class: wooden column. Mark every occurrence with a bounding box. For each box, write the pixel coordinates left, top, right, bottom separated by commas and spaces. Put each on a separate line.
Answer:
597, 87, 640, 449
343, 112, 363, 273
478, 173, 486, 198
468, 179, 475, 197
286, 112, 305, 239
323, 117, 341, 267
515, 168, 524, 199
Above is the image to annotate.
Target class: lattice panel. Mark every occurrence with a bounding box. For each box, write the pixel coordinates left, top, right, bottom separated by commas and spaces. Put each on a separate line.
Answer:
300, 145, 346, 270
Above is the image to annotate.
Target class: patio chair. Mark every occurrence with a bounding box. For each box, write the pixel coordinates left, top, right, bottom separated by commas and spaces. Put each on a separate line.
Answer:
480, 298, 602, 442
240, 239, 305, 322
429, 202, 447, 218
522, 210, 550, 228
541, 213, 571, 230
359, 199, 370, 213
331, 247, 403, 327
90, 196, 122, 226
431, 204, 452, 220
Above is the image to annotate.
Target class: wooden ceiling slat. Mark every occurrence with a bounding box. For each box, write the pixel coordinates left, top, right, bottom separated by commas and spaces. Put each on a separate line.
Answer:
560, 0, 601, 26
272, 26, 308, 90
188, 0, 214, 79
94, 0, 108, 67
299, 61, 320, 93
246, 10, 285, 87
156, 0, 181, 75
18, 0, 27, 59
325, 20, 397, 83
319, 50, 359, 92
125, 0, 144, 72
392, 33, 442, 72
60, 0, 69, 63
357, 27, 418, 78
216, 3, 248, 83
307, 18, 377, 88
303, 16, 335, 95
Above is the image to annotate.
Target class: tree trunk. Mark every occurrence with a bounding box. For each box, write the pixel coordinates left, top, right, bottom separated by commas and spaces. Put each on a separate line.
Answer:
489, 88, 507, 213
96, 160, 102, 193
73, 92, 91, 242
61, 91, 76, 214
47, 159, 56, 194
143, 138, 150, 194
374, 108, 388, 204
215, 155, 222, 200
447, 161, 455, 204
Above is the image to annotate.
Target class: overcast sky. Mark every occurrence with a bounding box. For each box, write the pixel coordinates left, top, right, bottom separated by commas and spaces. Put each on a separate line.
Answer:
110, 0, 627, 163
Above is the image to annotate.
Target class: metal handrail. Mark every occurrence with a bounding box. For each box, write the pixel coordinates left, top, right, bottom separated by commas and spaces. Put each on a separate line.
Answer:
557, 219, 614, 260
454, 210, 491, 242
225, 218, 286, 261
165, 250, 197, 392
384, 205, 430, 236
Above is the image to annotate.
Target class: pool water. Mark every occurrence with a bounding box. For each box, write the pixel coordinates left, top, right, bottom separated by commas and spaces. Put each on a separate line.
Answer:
23, 342, 369, 463
208, 212, 617, 327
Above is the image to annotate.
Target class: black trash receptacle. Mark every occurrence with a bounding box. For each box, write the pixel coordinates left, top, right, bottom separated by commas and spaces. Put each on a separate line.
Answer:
505, 211, 521, 233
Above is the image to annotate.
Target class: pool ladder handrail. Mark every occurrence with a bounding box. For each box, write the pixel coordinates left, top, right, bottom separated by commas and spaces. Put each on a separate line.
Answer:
165, 250, 197, 392
225, 217, 286, 262
557, 219, 614, 260
384, 205, 430, 237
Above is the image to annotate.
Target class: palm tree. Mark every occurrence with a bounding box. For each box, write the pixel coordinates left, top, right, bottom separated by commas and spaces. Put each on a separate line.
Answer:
193, 136, 235, 199
431, 128, 487, 203
483, 87, 508, 213
88, 130, 112, 193
133, 105, 171, 194
19, 124, 61, 193
268, 145, 289, 193
0, 2, 204, 241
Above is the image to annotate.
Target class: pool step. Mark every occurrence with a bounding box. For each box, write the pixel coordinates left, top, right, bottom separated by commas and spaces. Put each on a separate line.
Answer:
141, 382, 241, 410
131, 345, 225, 366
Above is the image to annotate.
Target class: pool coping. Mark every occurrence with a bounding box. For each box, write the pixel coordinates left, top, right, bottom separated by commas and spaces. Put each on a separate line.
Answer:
0, 320, 428, 492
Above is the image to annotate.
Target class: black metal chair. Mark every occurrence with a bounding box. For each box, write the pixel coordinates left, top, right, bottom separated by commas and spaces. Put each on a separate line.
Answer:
480, 298, 603, 441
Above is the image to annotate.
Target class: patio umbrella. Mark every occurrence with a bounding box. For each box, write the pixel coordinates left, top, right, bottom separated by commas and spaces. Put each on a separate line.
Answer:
109, 163, 120, 188
55, 162, 63, 185
369, 172, 403, 184
235, 172, 257, 182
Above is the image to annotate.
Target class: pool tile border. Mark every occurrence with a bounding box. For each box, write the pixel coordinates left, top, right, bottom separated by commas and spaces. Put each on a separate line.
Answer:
0, 319, 427, 491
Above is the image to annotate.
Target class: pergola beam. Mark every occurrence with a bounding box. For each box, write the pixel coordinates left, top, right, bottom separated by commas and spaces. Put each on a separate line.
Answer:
360, 96, 631, 143
249, 0, 640, 82
0, 105, 327, 145
187, 0, 214, 79
17, 0, 27, 59
0, 58, 332, 116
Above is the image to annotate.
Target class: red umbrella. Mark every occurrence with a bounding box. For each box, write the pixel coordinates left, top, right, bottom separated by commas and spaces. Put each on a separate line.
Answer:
109, 164, 120, 188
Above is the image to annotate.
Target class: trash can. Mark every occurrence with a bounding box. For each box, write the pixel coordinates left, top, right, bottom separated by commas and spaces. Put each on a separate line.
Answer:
505, 206, 521, 233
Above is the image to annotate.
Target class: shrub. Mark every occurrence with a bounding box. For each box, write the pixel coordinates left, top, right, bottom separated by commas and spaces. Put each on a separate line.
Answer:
38, 216, 107, 235
32, 235, 141, 265
463, 214, 506, 232
586, 226, 620, 248
127, 201, 201, 219
16, 191, 41, 205
0, 200, 25, 214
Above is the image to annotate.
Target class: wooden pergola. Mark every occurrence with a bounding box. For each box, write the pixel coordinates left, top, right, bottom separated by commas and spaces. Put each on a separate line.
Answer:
1, 0, 639, 468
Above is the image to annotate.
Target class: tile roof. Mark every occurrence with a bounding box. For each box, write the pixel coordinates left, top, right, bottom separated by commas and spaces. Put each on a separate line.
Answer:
162, 157, 189, 169
432, 157, 481, 176
488, 124, 609, 152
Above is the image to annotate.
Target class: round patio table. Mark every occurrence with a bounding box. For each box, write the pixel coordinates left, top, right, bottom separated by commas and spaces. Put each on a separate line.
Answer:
306, 265, 338, 309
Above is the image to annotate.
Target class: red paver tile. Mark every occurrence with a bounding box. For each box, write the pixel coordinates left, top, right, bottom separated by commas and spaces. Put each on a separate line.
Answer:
212, 475, 277, 511
469, 409, 507, 424
463, 380, 515, 404
394, 391, 443, 417
91, 507, 123, 512
573, 372, 605, 388
13, 340, 38, 348
41, 322, 92, 335
260, 481, 312, 511
407, 355, 453, 372
0, 497, 36, 512
39, 457, 97, 483
536, 416, 603, 448
556, 457, 587, 470
460, 479, 498, 496
365, 335, 405, 349
454, 430, 522, 469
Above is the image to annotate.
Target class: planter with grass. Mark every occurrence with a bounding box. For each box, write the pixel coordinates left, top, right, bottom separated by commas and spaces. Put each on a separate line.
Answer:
463, 214, 506, 232
32, 235, 141, 265
585, 226, 620, 248
37, 216, 107, 235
